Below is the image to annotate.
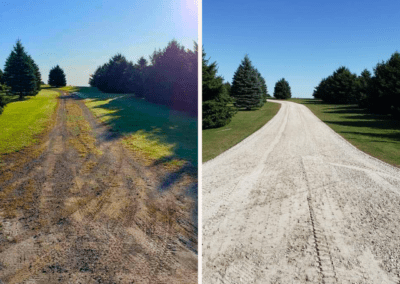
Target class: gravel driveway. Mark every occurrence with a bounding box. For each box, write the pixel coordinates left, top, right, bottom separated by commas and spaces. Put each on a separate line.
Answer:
203, 100, 400, 284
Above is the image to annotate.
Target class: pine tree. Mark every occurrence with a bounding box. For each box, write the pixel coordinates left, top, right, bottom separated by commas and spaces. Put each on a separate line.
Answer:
3, 40, 37, 100
202, 48, 236, 129
48, 65, 67, 87
274, 78, 292, 99
231, 55, 263, 110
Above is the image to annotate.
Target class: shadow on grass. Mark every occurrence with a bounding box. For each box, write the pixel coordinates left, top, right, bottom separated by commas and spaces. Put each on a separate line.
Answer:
337, 131, 400, 143
74, 87, 198, 166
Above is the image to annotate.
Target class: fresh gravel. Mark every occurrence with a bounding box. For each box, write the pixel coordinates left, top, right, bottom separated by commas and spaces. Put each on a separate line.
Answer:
203, 100, 400, 284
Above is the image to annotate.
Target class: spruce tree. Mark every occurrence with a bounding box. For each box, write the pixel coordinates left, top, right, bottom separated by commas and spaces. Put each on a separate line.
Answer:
3, 40, 37, 100
274, 78, 292, 99
27, 55, 41, 94
202, 49, 236, 129
48, 65, 67, 87
255, 69, 268, 105
231, 55, 263, 110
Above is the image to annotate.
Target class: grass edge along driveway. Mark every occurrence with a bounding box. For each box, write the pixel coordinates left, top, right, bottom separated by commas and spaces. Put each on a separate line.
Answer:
203, 102, 281, 162
288, 98, 400, 168
0, 89, 59, 155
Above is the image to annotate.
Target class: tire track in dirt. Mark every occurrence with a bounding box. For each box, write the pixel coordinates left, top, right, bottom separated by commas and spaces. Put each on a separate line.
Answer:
0, 91, 197, 284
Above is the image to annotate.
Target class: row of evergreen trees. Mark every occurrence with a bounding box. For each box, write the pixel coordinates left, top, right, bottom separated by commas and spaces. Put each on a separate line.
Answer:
89, 40, 198, 115
0, 41, 67, 115
202, 51, 293, 129
202, 53, 269, 129
313, 52, 400, 118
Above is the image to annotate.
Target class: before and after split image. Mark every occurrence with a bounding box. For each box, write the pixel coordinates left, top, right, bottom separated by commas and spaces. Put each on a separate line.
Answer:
0, 0, 399, 283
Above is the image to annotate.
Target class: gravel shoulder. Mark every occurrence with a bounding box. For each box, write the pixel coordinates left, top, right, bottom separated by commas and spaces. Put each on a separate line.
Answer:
203, 100, 400, 284
0, 91, 197, 284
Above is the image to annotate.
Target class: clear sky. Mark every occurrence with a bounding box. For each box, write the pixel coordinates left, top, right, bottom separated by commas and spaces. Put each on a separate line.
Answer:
0, 0, 198, 87
203, 0, 400, 98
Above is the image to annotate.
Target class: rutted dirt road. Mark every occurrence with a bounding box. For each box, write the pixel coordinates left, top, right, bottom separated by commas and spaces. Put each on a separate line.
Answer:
0, 91, 197, 283
203, 100, 400, 284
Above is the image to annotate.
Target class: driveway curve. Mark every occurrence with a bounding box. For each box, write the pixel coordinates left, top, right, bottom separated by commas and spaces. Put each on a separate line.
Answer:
203, 100, 400, 284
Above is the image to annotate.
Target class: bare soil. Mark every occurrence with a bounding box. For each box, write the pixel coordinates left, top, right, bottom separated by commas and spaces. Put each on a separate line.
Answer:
0, 91, 197, 284
203, 100, 400, 284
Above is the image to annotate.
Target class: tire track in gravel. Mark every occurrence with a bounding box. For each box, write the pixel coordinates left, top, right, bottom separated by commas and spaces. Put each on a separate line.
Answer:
203, 100, 400, 284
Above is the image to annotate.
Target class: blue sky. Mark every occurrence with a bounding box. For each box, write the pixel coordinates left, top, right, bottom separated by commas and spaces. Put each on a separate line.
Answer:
0, 0, 198, 86
203, 0, 400, 98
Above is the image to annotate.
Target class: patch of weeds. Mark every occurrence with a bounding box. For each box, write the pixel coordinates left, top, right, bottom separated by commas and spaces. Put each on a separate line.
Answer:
66, 102, 102, 157
122, 129, 176, 164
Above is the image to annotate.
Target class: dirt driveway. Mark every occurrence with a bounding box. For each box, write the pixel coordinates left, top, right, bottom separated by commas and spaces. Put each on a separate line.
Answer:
203, 100, 400, 283
0, 91, 197, 284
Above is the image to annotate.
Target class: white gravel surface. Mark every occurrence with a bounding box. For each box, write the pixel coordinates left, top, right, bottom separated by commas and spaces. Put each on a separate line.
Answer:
202, 100, 400, 284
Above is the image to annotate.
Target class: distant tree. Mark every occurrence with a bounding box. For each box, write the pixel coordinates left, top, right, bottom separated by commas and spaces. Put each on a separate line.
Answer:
231, 55, 263, 110
0, 84, 11, 115
356, 69, 372, 108
202, 48, 236, 129
313, 77, 328, 99
48, 65, 67, 87
136, 57, 148, 70
89, 40, 198, 115
224, 82, 231, 96
368, 52, 400, 118
3, 40, 37, 100
314, 67, 358, 104
274, 78, 291, 99
0, 69, 4, 85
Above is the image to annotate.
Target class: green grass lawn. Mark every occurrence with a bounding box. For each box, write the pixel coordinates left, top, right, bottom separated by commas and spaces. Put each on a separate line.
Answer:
289, 98, 400, 167
0, 89, 59, 155
203, 102, 281, 162
75, 87, 198, 166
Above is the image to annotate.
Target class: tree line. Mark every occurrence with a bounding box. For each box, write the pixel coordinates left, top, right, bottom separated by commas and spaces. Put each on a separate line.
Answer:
202, 49, 292, 129
89, 40, 198, 116
0, 40, 67, 115
313, 51, 400, 119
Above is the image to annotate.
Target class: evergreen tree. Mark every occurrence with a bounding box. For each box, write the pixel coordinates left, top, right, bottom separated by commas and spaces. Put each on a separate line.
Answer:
356, 69, 371, 108
224, 82, 231, 96
27, 55, 41, 94
202, 48, 236, 129
313, 67, 358, 104
255, 69, 268, 105
48, 65, 67, 87
3, 40, 37, 100
231, 55, 263, 110
368, 52, 400, 117
0, 84, 11, 115
0, 69, 4, 85
274, 78, 292, 99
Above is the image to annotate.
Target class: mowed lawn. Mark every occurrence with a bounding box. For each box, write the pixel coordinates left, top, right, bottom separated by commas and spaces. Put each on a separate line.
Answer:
0, 89, 59, 155
75, 87, 198, 166
203, 102, 281, 162
289, 98, 400, 167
